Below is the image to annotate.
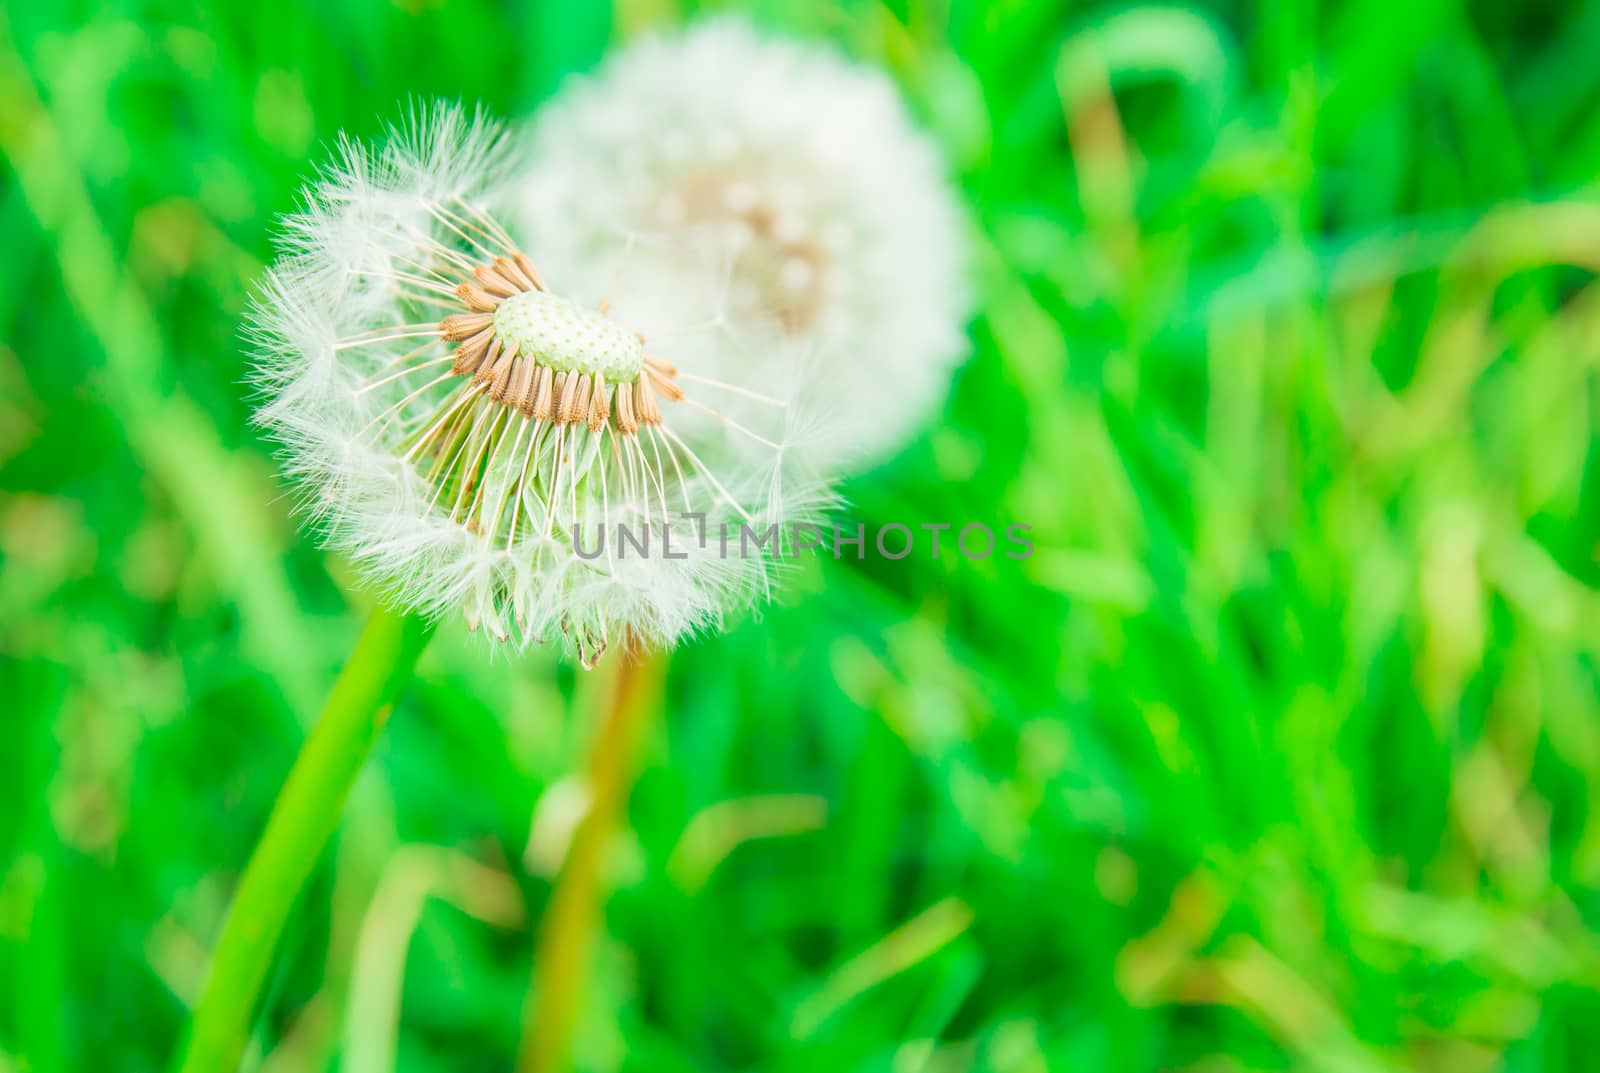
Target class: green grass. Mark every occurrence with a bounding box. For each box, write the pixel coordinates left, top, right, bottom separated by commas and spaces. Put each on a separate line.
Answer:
3, 0, 1600, 1070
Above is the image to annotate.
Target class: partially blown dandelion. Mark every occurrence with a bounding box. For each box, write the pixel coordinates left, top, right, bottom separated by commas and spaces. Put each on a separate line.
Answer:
517, 19, 973, 469
253, 106, 808, 663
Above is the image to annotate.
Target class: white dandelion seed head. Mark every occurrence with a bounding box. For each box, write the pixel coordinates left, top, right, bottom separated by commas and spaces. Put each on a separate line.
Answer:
249, 102, 824, 665
515, 18, 974, 471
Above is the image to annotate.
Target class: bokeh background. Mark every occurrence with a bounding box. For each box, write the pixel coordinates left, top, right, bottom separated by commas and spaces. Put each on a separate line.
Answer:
4, 0, 1600, 1070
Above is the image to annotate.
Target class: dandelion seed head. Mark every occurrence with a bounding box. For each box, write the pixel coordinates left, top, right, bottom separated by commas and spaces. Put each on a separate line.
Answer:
250, 103, 820, 664
516, 18, 974, 470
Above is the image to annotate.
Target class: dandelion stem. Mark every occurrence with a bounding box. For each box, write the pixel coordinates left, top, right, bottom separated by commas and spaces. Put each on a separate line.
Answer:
516, 645, 663, 1073
174, 605, 435, 1073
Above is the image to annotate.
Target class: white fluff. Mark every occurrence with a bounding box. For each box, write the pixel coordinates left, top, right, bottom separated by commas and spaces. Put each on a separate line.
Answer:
249, 103, 825, 662
515, 18, 973, 471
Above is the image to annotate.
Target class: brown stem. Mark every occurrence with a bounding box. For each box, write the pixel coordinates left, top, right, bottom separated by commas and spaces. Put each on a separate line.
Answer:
516, 645, 663, 1073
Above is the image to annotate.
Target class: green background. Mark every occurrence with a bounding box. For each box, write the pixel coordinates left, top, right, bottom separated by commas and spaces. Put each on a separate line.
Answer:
4, 0, 1600, 1070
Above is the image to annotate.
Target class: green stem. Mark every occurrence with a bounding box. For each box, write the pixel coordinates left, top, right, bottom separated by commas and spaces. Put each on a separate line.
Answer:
517, 646, 663, 1073
175, 605, 435, 1073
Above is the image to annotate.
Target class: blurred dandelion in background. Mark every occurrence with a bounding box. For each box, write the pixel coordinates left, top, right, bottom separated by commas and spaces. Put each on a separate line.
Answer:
517, 19, 972, 471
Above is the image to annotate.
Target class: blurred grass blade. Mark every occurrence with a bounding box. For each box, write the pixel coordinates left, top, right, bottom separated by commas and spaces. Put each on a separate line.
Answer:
345, 846, 522, 1073
0, 19, 321, 715
790, 898, 975, 1039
